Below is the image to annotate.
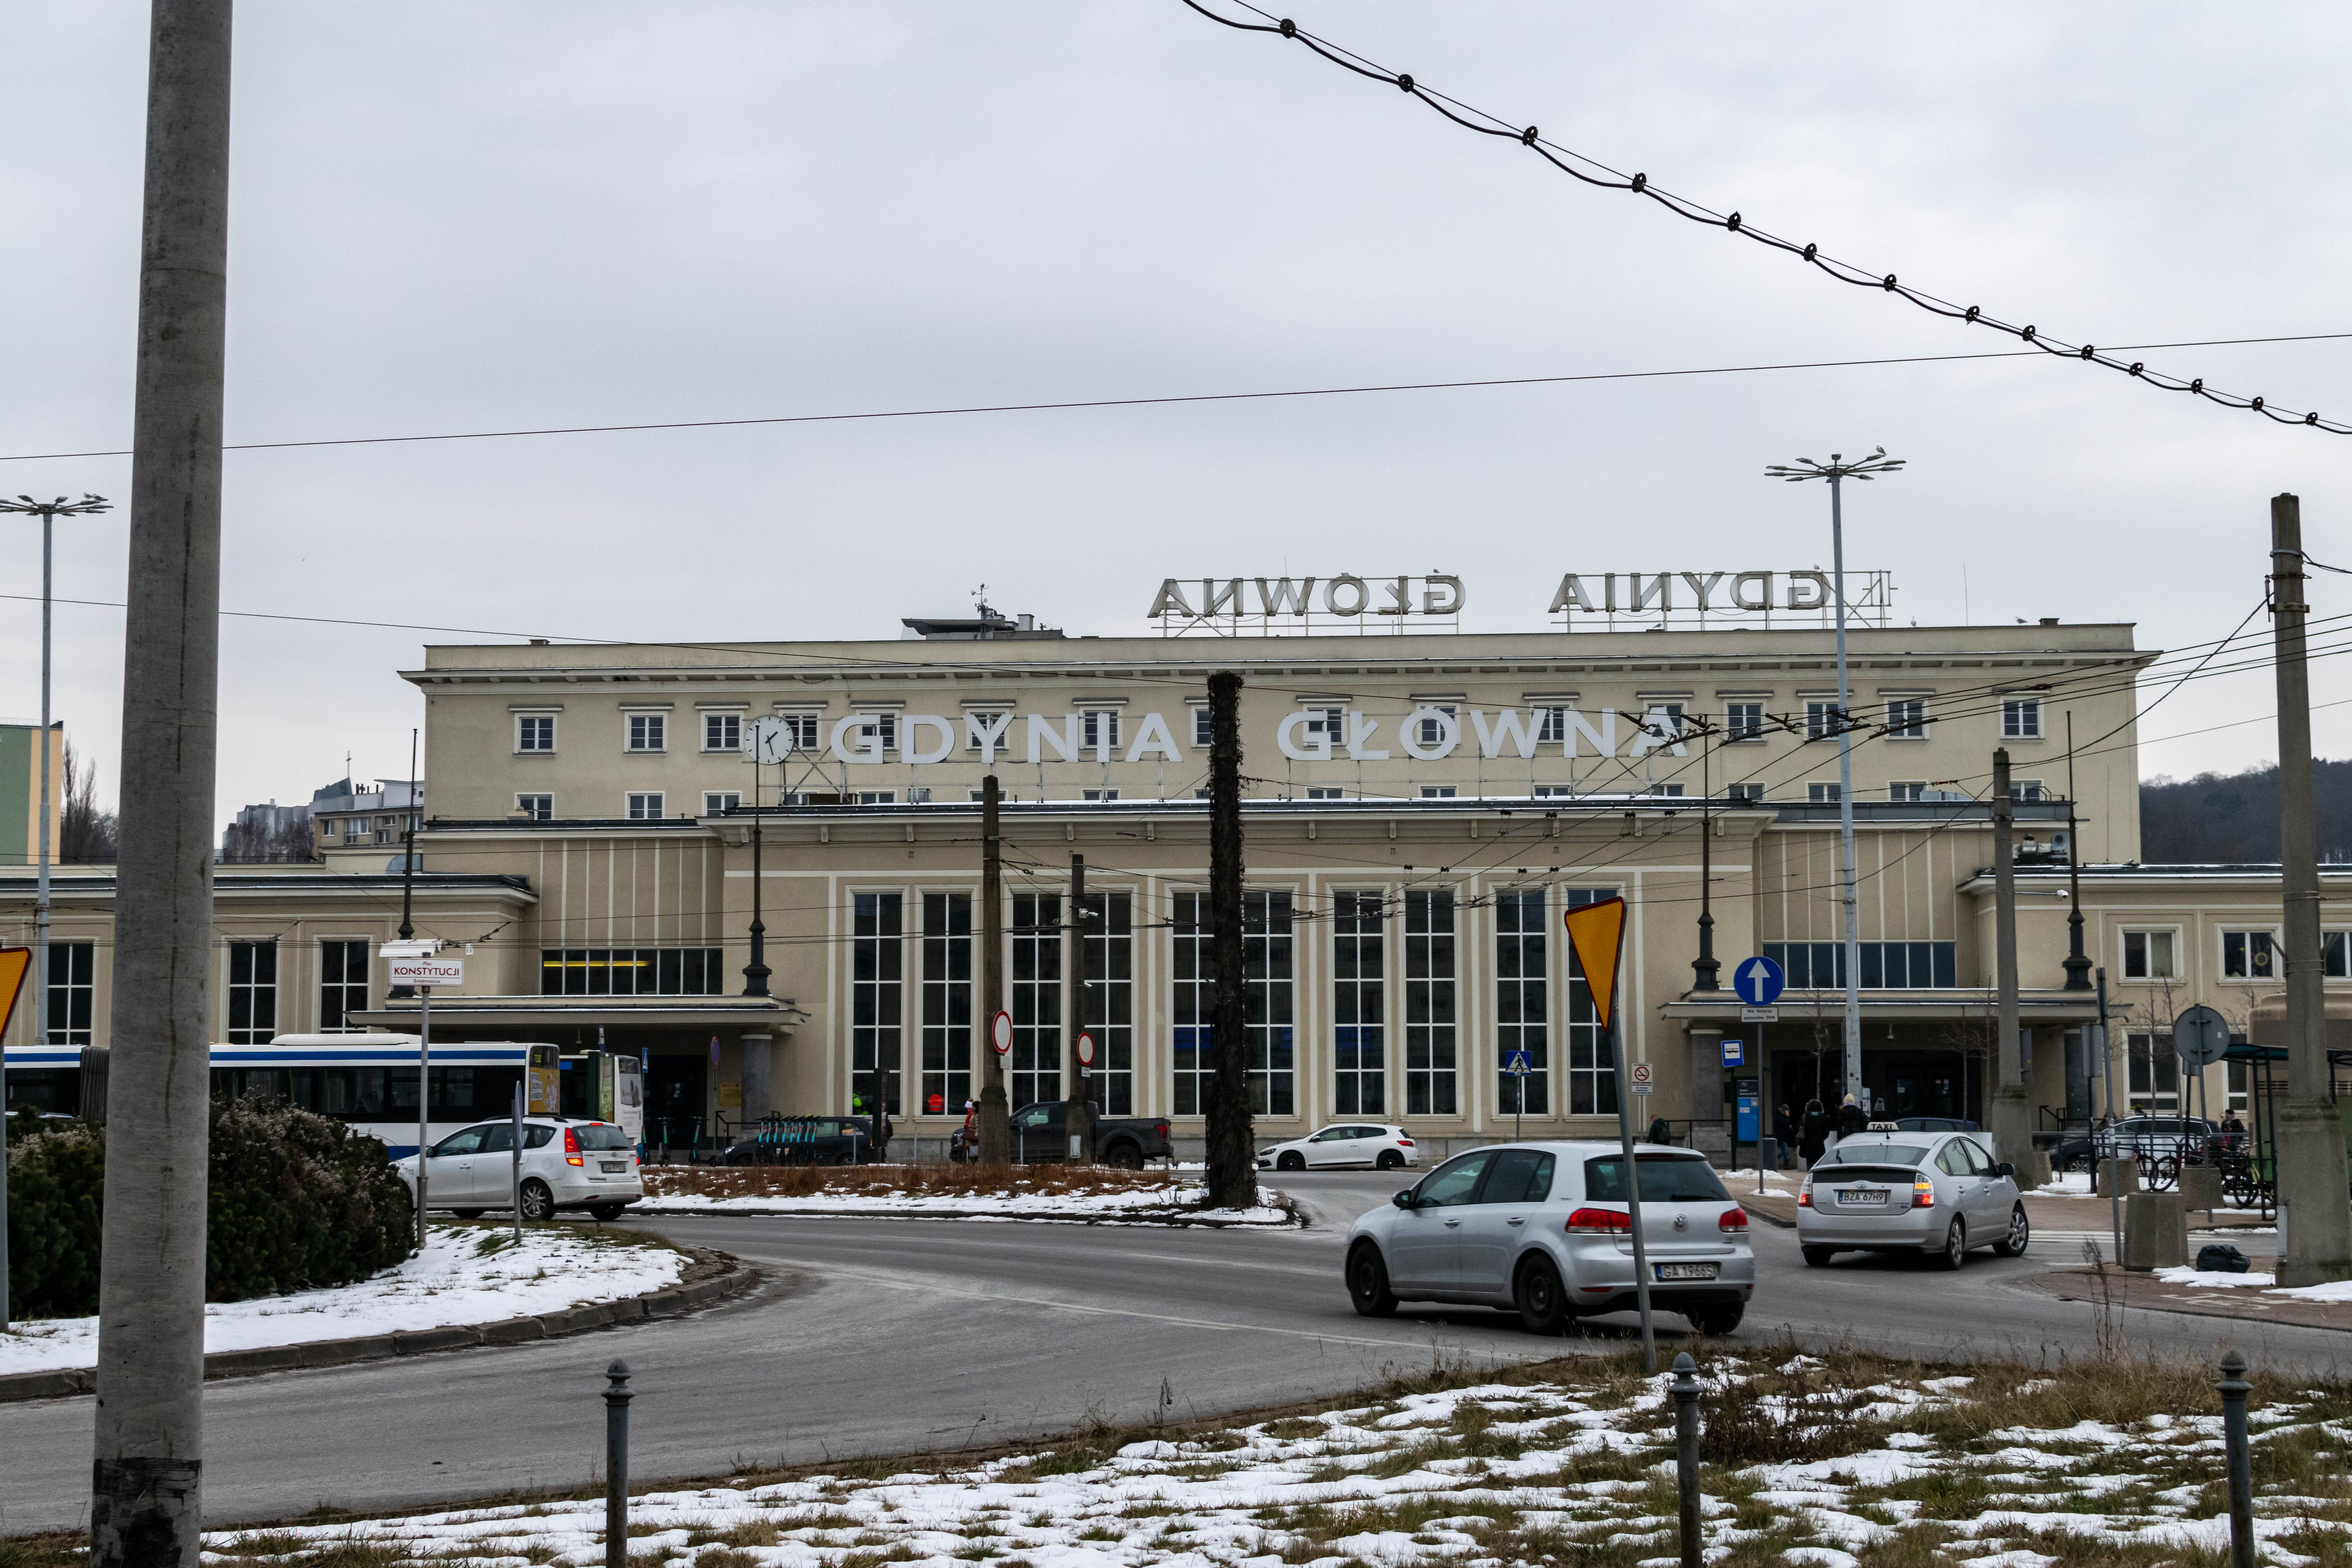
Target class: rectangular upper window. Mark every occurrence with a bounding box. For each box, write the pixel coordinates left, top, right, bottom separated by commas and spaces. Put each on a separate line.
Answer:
703, 713, 741, 752
1886, 698, 1927, 739
2328, 931, 2350, 979
778, 712, 820, 751
1807, 782, 1840, 804
516, 715, 556, 753
1081, 710, 1121, 752
2002, 698, 2042, 738
627, 713, 666, 752
2222, 929, 2277, 980
2123, 929, 2180, 980
1193, 706, 1213, 747
1727, 783, 1764, 804
516, 793, 552, 821
1724, 701, 1765, 742
1889, 782, 1927, 802
703, 791, 740, 814
626, 791, 665, 820
1420, 786, 1456, 799
2009, 780, 2045, 803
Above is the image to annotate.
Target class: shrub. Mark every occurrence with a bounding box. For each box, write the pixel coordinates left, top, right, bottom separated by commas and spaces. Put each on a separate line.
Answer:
3, 1097, 417, 1320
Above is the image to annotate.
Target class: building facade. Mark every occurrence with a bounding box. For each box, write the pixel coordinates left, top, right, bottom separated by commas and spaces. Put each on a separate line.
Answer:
1, 610, 2331, 1158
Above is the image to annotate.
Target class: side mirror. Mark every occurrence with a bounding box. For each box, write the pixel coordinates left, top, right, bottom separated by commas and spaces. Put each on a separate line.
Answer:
1997, 1162, 2016, 1179
1392, 1189, 1417, 1210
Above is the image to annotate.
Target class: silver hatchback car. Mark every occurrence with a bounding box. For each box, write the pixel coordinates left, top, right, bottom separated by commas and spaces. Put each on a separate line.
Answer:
1345, 1141, 1756, 1336
1798, 1128, 2029, 1269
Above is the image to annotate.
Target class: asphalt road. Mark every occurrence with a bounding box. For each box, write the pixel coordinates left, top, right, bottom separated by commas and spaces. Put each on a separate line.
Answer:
0, 1168, 2328, 1535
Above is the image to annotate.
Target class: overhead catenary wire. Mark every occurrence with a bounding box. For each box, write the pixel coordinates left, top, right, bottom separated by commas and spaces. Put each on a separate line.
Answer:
4, 333, 2348, 467
1180, 0, 2352, 438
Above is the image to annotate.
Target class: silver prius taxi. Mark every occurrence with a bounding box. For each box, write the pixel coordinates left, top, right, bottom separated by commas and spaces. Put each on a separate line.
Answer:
1798, 1126, 2029, 1269
1344, 1141, 1755, 1336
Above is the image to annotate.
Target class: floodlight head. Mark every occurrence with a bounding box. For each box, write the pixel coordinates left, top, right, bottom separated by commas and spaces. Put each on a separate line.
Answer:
0, 492, 112, 518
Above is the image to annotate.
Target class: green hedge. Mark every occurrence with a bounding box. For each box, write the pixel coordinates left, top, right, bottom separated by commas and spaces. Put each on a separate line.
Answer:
4, 1097, 417, 1320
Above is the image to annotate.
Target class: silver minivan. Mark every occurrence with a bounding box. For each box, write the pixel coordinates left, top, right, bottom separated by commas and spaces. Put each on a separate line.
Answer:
1345, 1141, 1756, 1335
1797, 1130, 2029, 1268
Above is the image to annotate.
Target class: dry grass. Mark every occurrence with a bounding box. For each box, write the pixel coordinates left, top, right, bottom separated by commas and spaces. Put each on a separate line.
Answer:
639, 1163, 1179, 1202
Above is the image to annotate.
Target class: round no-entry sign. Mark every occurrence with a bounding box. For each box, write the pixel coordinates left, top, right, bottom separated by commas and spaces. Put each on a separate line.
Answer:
1076, 1031, 1097, 1067
990, 1009, 1013, 1056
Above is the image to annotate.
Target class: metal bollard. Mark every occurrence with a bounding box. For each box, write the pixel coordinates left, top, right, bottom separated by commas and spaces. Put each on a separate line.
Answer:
605, 1360, 634, 1568
1671, 1351, 1701, 1568
2217, 1350, 2254, 1568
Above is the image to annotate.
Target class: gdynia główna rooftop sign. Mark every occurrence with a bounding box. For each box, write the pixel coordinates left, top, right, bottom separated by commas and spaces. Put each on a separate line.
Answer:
1145, 570, 1891, 634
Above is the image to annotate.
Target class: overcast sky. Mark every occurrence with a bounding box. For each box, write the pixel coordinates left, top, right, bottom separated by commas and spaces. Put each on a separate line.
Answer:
6, 3, 2351, 823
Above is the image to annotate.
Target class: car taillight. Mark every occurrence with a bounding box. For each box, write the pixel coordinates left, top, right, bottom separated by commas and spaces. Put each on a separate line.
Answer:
564, 1127, 583, 1166
1719, 1207, 1748, 1233
1912, 1178, 1934, 1207
1155, 1122, 1169, 1140
1566, 1206, 1632, 1234
1797, 1179, 1812, 1208
1397, 1137, 1415, 1146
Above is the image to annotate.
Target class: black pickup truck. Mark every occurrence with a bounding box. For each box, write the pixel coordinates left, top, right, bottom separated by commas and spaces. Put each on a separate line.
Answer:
1008, 1101, 1174, 1169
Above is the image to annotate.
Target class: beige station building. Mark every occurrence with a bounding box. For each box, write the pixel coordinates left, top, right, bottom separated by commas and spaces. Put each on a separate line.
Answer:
0, 582, 2338, 1159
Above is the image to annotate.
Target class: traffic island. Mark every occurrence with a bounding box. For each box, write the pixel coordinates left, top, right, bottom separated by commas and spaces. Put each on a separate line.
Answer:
0, 1223, 754, 1403
634, 1164, 1300, 1225
2020, 1261, 2352, 1331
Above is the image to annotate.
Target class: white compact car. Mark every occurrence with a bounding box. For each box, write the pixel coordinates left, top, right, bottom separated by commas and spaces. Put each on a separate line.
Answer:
1344, 1141, 1754, 1335
392, 1117, 643, 1222
1797, 1128, 2028, 1268
1259, 1123, 1419, 1172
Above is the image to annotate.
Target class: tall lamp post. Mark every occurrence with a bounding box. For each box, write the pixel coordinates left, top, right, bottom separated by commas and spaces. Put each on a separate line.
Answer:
0, 495, 110, 1074
1763, 450, 1903, 1100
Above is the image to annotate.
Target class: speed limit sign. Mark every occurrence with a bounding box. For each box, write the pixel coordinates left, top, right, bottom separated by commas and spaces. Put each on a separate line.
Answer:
990, 1009, 1013, 1056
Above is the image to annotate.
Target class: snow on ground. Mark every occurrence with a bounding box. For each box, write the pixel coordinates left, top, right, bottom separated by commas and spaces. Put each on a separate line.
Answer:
2035, 1171, 2093, 1195
0, 1223, 685, 1375
203, 1352, 2352, 1567
636, 1177, 1292, 1225
2155, 1264, 2352, 1302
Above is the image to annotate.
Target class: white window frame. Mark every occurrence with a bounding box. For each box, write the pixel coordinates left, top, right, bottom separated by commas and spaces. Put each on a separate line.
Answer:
1420, 785, 1457, 799
1305, 787, 1346, 800
1723, 701, 1766, 743
1727, 782, 1765, 804
1889, 781, 1927, 802
1080, 710, 1122, 753
1804, 700, 1836, 741
1081, 788, 1120, 802
2121, 926, 2183, 981
1807, 782, 1841, 804
965, 710, 1010, 753
2002, 698, 2043, 739
516, 793, 553, 821
2009, 780, 2045, 803
626, 791, 665, 820
702, 712, 742, 753
1885, 697, 1927, 740
515, 713, 556, 753
703, 791, 741, 815
627, 713, 667, 753
778, 711, 821, 751
2220, 927, 2280, 983
1192, 706, 1213, 747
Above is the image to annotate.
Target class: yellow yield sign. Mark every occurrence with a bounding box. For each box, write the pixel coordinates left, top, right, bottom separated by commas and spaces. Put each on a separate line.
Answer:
1562, 897, 1628, 1030
0, 947, 29, 1040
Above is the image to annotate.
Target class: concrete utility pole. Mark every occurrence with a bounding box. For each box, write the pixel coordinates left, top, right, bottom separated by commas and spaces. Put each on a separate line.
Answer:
91, 0, 233, 1557
1204, 673, 1254, 1210
1988, 750, 2043, 1183
977, 776, 1011, 1167
1065, 852, 1092, 1161
2268, 493, 2352, 1286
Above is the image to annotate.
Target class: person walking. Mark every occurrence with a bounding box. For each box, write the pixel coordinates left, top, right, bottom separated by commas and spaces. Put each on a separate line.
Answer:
1773, 1103, 1797, 1169
1836, 1092, 1868, 1141
1799, 1099, 1830, 1166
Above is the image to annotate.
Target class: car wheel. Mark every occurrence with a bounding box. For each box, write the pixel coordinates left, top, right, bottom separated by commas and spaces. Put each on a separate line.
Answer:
1104, 1142, 1144, 1171
1277, 1151, 1306, 1172
1514, 1254, 1572, 1335
1684, 1303, 1745, 1336
450, 1208, 484, 1220
1375, 1149, 1404, 1171
1801, 1246, 1837, 1267
518, 1180, 555, 1222
1347, 1242, 1399, 1318
587, 1202, 627, 1223
1993, 1204, 2031, 1257
1933, 1218, 1967, 1270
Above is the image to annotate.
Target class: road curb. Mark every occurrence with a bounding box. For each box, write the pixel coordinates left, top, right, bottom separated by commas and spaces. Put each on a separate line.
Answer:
1739, 1197, 1797, 1229
632, 1203, 1302, 1227
0, 1247, 756, 1405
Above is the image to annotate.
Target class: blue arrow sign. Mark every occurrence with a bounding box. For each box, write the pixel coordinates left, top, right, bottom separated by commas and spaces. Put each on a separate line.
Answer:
1733, 956, 1786, 1007
1502, 1050, 1533, 1077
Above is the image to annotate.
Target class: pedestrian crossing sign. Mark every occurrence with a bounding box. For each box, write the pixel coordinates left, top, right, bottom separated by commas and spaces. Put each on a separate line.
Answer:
1502, 1050, 1533, 1077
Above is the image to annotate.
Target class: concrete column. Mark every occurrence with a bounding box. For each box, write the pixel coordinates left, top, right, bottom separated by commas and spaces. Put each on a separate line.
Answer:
1686, 1027, 1728, 1162
740, 1033, 773, 1121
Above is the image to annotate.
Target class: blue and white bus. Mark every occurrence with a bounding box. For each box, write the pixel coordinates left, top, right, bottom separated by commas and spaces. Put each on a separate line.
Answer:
5, 1035, 550, 1159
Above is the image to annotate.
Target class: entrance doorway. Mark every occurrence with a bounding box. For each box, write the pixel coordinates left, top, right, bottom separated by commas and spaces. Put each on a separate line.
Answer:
1860, 1051, 1981, 1124
645, 1053, 707, 1151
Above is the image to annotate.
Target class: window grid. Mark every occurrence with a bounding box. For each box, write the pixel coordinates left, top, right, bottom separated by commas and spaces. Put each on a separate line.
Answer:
1404, 890, 1456, 1116
516, 715, 555, 752
1807, 783, 1841, 804
1192, 707, 1212, 747
1724, 701, 1765, 742
1171, 890, 1295, 1117
540, 948, 726, 995
1886, 698, 1927, 739
2002, 698, 2042, 738
1562, 888, 1616, 1115
626, 792, 664, 820
226, 939, 279, 1045
703, 791, 741, 814
1080, 711, 1122, 753
44, 941, 94, 1045
852, 893, 904, 1115
1727, 783, 1765, 804
779, 713, 820, 751
319, 939, 368, 1031
2124, 929, 2181, 981
516, 793, 552, 821
703, 712, 741, 752
1497, 890, 1549, 1115
1011, 892, 1061, 1109
1080, 892, 1135, 1116
920, 893, 973, 1117
627, 713, 666, 752
2223, 929, 2277, 980
1332, 890, 1386, 1116
1763, 941, 1958, 989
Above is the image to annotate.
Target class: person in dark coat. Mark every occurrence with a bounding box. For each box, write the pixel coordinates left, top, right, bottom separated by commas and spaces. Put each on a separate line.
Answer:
1836, 1093, 1868, 1140
1646, 1115, 1673, 1146
1773, 1104, 1797, 1167
1799, 1099, 1830, 1165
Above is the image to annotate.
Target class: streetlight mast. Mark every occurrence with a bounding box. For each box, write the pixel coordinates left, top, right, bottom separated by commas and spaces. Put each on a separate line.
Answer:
1764, 450, 1903, 1102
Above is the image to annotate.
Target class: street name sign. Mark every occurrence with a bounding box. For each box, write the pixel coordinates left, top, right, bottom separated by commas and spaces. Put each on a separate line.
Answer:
386, 955, 463, 987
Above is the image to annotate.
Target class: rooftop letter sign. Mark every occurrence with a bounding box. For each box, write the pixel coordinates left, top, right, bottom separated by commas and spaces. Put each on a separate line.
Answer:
1549, 570, 1892, 630
1150, 574, 1463, 635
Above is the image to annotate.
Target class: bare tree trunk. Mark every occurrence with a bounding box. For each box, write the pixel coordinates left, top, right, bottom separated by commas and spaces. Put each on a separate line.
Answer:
1204, 673, 1254, 1210
90, 0, 231, 1558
